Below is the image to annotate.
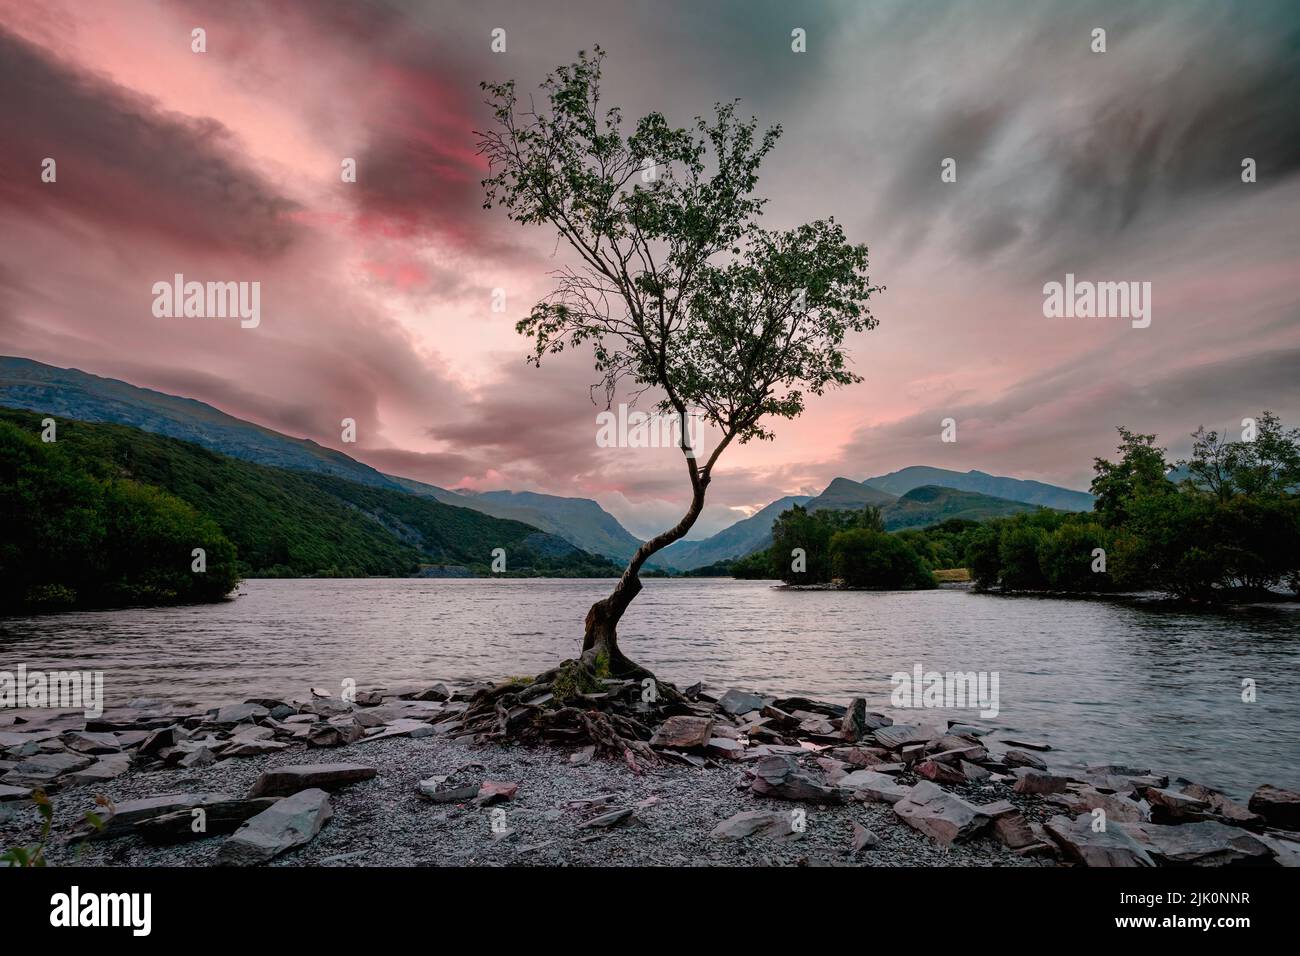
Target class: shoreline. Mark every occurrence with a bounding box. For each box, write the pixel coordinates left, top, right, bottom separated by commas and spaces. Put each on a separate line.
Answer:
3, 679, 1297, 868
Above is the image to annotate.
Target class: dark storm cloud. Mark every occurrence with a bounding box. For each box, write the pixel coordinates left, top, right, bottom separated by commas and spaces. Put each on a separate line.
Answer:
0, 26, 299, 257
858, 0, 1300, 272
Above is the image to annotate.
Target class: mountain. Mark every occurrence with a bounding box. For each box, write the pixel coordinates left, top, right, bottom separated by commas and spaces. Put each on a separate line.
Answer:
658, 494, 813, 569
0, 407, 620, 580
804, 476, 898, 511
0, 357, 646, 563
864, 465, 1094, 511
660, 478, 1043, 570
0, 356, 400, 490
389, 479, 645, 564
881, 485, 1038, 529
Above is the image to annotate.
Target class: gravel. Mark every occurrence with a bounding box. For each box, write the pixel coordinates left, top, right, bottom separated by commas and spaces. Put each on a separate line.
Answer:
1, 735, 1052, 867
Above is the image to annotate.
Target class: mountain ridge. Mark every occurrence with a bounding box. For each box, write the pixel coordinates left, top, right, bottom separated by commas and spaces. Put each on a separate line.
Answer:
0, 356, 643, 563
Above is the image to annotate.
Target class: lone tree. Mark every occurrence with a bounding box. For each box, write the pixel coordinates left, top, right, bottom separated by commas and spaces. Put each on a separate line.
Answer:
477, 48, 880, 681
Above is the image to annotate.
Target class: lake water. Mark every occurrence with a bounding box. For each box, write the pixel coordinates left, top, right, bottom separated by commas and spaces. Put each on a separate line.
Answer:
3, 578, 1298, 798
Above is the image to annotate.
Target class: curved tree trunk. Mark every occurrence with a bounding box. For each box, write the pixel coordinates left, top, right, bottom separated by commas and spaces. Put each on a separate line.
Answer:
580, 475, 708, 677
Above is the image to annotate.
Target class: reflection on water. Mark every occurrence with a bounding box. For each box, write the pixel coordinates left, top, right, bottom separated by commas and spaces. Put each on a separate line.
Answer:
3, 578, 1298, 797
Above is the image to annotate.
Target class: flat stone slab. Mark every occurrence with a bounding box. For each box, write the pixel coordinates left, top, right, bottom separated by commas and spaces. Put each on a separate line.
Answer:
247, 763, 377, 798
872, 724, 941, 750
1044, 813, 1155, 867
1125, 819, 1275, 866
62, 731, 122, 754
12, 751, 96, 778
216, 788, 332, 865
711, 809, 802, 841
97, 792, 233, 838
718, 689, 766, 716
1249, 785, 1300, 831
649, 716, 714, 750
357, 718, 434, 743
139, 797, 281, 844
894, 781, 992, 845
208, 702, 269, 725
1003, 749, 1048, 770
838, 770, 913, 805
750, 755, 840, 803
63, 753, 131, 786
1013, 769, 1071, 795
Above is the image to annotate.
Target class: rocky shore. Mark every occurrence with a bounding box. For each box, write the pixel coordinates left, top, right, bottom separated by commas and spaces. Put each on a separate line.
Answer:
2, 679, 1297, 867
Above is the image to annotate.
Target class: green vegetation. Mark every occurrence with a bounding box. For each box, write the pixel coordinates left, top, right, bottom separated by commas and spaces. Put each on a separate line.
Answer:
0, 410, 620, 611
741, 503, 937, 588
969, 412, 1300, 601
0, 418, 239, 610
830, 528, 936, 589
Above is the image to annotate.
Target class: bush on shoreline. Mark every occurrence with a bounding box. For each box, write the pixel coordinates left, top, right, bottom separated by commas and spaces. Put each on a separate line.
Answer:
971, 412, 1300, 601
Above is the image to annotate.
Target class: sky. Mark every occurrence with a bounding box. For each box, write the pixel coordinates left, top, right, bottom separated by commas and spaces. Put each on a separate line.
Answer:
1, 0, 1298, 539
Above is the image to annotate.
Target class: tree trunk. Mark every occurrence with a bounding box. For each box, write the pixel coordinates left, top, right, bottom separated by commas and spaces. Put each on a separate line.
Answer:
580, 478, 707, 677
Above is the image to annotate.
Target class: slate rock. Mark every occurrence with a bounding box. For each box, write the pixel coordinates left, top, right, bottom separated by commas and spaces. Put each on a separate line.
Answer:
475, 780, 520, 805
62, 731, 122, 755
893, 781, 992, 845
649, 715, 713, 750
1013, 769, 1071, 795
1044, 813, 1155, 867
1126, 819, 1275, 866
916, 759, 969, 786
138, 797, 281, 844
63, 753, 131, 786
97, 792, 232, 838
840, 698, 868, 741
851, 821, 880, 852
208, 703, 268, 726
718, 689, 766, 716
247, 763, 377, 798
1180, 783, 1265, 829
749, 755, 840, 803
711, 809, 802, 841
577, 807, 634, 829
1003, 749, 1048, 770
1144, 787, 1212, 824
839, 769, 912, 805
873, 724, 941, 750
216, 788, 332, 865
1248, 785, 1300, 831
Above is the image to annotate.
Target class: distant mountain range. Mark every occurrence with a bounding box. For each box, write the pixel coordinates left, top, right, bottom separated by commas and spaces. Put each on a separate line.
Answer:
0, 357, 638, 563
0, 406, 619, 579
863, 465, 1095, 512
0, 356, 1098, 572
659, 477, 1045, 568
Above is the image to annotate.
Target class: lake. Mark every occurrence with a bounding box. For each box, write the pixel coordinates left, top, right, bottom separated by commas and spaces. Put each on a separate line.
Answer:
3, 578, 1298, 797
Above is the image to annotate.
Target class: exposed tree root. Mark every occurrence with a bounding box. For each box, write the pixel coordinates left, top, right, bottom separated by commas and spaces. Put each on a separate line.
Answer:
441, 658, 687, 773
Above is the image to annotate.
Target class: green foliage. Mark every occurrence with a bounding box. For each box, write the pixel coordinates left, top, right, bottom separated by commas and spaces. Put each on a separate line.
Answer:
0, 410, 621, 611
1089, 427, 1174, 527
971, 411, 1300, 601
729, 549, 775, 579
894, 518, 981, 570
770, 504, 885, 584
829, 528, 935, 589
479, 46, 880, 448
1039, 520, 1110, 591
0, 419, 239, 610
